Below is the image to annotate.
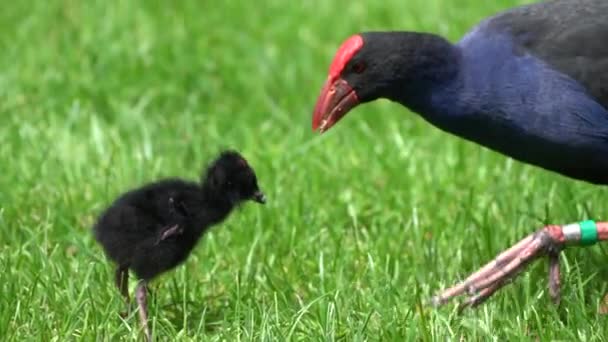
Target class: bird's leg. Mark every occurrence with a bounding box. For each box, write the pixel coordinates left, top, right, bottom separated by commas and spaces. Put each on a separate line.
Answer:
153, 197, 185, 245
168, 196, 178, 216
168, 196, 189, 218
155, 224, 183, 245
115, 266, 131, 317
548, 251, 561, 305
135, 280, 152, 341
115, 266, 130, 300
432, 221, 608, 310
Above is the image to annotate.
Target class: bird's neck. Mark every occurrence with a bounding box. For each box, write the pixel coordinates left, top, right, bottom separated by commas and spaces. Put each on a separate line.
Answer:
192, 185, 236, 232
385, 33, 463, 125
390, 32, 528, 137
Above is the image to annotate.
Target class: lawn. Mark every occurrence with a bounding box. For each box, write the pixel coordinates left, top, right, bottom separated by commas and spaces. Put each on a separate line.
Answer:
1, 0, 607, 340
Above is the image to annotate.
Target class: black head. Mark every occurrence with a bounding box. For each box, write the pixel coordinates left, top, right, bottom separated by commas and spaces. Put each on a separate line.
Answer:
203, 150, 266, 205
312, 31, 459, 133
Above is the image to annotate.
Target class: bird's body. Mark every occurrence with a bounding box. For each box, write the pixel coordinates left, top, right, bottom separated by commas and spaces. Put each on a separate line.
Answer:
94, 178, 227, 280
312, 0, 608, 308
427, 0, 608, 184
479, 0, 608, 110
343, 0, 608, 185
93, 151, 266, 339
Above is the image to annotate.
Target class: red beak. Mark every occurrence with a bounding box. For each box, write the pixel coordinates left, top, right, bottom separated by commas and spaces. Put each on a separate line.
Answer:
312, 77, 359, 133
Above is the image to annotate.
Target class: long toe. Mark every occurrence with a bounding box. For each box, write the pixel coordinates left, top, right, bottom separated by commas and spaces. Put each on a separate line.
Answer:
432, 225, 569, 309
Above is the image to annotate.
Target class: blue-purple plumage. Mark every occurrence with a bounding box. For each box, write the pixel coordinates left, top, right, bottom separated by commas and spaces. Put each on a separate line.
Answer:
311, 0, 608, 310
317, 0, 608, 184
479, 0, 608, 108
426, 20, 608, 184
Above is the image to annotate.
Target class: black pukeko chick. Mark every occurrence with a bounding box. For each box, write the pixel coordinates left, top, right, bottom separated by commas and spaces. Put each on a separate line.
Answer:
93, 150, 265, 340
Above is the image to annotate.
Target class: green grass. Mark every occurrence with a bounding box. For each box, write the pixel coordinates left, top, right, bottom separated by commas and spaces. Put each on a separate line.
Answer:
1, 0, 607, 340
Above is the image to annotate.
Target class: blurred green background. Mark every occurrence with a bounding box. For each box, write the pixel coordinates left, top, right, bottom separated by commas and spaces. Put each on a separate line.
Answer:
1, 0, 606, 340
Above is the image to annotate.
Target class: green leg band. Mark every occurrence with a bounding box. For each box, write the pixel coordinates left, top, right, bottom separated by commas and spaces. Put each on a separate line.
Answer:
579, 220, 598, 246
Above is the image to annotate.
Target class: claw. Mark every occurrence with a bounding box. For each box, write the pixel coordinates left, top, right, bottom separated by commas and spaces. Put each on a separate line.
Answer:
432, 225, 567, 310
458, 278, 509, 312
548, 252, 561, 305
432, 221, 608, 310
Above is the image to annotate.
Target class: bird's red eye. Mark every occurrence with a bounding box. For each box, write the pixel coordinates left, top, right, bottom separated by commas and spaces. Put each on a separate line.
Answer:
352, 62, 366, 73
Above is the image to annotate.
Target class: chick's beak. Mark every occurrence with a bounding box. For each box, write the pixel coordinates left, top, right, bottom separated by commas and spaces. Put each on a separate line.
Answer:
252, 190, 266, 204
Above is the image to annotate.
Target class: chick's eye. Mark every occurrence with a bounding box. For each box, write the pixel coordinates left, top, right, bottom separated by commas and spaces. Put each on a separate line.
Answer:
352, 62, 366, 73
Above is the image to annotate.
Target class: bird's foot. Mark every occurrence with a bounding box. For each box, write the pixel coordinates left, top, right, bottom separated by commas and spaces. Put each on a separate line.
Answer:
431, 221, 607, 311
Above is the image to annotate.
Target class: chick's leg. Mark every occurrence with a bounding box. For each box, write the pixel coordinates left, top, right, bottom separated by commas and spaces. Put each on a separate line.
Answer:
135, 280, 152, 341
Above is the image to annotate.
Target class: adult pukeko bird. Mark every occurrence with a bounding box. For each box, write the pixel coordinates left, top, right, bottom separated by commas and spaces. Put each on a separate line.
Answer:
94, 151, 265, 340
312, 0, 608, 309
